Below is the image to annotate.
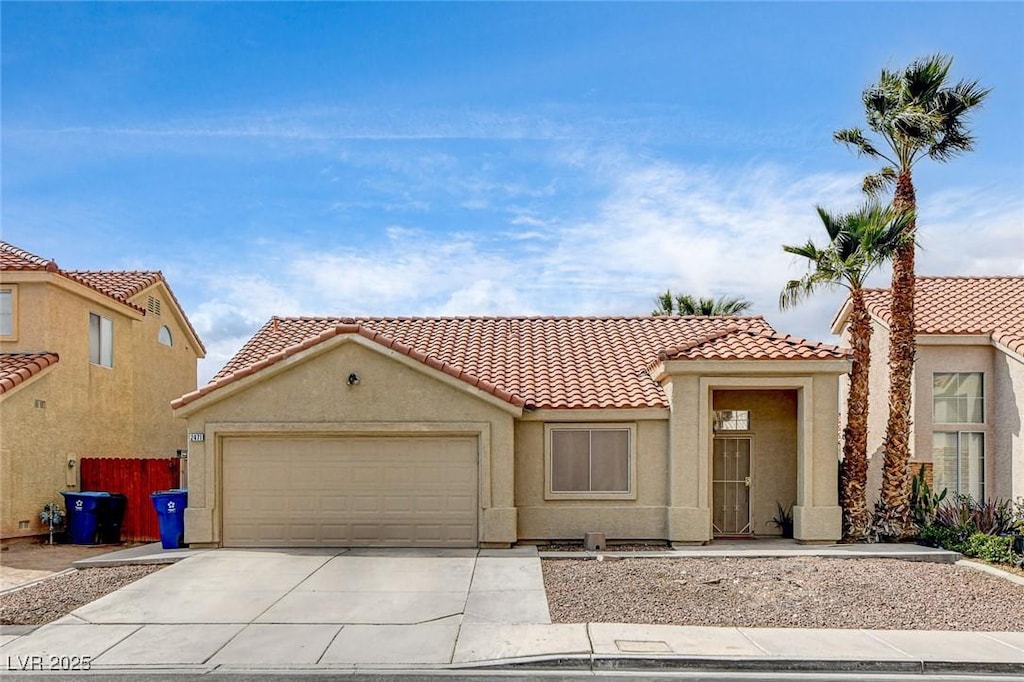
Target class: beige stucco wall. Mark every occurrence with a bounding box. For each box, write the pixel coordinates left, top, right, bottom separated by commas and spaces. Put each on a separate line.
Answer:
178, 338, 518, 546
0, 274, 200, 538
128, 282, 205, 460
712, 390, 797, 536
991, 350, 1023, 501
858, 318, 891, 508
514, 417, 670, 541
913, 343, 993, 492
849, 320, 1020, 504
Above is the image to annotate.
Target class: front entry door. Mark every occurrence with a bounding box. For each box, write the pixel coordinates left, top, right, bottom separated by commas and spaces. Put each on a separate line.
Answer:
713, 437, 751, 536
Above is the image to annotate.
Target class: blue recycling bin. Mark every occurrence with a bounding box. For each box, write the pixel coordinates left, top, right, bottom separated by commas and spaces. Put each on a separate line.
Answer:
151, 489, 188, 549
61, 491, 110, 544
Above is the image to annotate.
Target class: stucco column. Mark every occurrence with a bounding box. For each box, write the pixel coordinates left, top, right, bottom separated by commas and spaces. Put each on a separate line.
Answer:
665, 376, 711, 543
481, 415, 518, 545
793, 374, 841, 542
182, 418, 217, 545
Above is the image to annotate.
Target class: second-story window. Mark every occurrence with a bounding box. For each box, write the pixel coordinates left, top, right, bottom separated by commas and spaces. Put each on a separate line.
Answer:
0, 288, 14, 338
89, 313, 113, 367
933, 372, 984, 423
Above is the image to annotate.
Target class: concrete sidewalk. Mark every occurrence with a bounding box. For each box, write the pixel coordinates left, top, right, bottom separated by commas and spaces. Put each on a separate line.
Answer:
3, 621, 1022, 674
2, 542, 1021, 675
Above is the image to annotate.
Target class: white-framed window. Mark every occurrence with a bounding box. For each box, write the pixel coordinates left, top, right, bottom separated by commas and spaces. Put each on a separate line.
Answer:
89, 313, 113, 367
933, 372, 984, 424
545, 424, 636, 500
0, 287, 15, 339
158, 325, 173, 347
714, 409, 750, 432
933, 431, 984, 500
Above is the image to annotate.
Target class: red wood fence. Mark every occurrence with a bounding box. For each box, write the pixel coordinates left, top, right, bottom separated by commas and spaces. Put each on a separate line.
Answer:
80, 457, 181, 542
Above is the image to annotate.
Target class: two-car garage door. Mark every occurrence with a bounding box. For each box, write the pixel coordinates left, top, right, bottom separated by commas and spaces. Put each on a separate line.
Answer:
221, 436, 478, 548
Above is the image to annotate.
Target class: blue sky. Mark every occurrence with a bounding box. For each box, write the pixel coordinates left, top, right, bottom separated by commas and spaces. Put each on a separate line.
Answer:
3, 2, 1022, 382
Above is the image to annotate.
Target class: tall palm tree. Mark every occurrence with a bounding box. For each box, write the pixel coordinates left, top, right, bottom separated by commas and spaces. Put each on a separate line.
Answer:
834, 54, 988, 535
780, 202, 914, 541
652, 291, 753, 316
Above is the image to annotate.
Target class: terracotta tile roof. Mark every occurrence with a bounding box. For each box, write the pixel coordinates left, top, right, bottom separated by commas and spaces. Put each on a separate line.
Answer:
62, 271, 163, 305
0, 242, 205, 354
861, 276, 1024, 358
173, 315, 848, 412
0, 242, 57, 271
0, 352, 60, 394
658, 328, 850, 362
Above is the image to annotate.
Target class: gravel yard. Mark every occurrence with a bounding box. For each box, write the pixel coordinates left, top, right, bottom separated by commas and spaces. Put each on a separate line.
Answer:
542, 556, 1024, 631
0, 565, 163, 625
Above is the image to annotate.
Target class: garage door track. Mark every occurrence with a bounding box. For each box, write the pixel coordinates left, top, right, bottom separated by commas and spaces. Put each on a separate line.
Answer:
2, 547, 551, 669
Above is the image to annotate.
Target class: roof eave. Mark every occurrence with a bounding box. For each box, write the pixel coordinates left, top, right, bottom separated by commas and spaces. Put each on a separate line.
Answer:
659, 358, 852, 375
0, 355, 60, 399
830, 296, 854, 335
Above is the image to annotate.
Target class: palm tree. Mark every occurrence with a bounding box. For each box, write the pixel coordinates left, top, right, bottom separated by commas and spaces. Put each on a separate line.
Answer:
652, 291, 753, 316
834, 54, 988, 535
780, 202, 914, 541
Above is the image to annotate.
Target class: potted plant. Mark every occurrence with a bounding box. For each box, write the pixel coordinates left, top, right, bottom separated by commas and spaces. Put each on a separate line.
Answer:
767, 502, 794, 539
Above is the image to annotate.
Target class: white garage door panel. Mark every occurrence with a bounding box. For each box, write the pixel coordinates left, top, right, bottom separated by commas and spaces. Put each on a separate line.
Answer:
222, 436, 478, 548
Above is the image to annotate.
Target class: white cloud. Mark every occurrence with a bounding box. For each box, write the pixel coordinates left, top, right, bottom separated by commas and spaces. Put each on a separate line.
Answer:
189, 154, 1019, 383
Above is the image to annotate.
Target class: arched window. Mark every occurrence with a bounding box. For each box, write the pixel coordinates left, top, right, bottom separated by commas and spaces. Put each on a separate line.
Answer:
158, 325, 173, 347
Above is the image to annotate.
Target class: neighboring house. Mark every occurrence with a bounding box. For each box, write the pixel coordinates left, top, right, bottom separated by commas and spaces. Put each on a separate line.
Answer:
0, 241, 205, 538
833, 276, 1024, 504
172, 315, 850, 548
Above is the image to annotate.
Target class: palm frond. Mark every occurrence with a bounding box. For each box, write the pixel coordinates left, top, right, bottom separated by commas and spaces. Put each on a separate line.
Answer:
928, 129, 975, 161
833, 128, 884, 159
780, 201, 913, 308
862, 171, 895, 197
842, 54, 987, 175
713, 297, 753, 316
652, 290, 676, 316
903, 54, 952, 103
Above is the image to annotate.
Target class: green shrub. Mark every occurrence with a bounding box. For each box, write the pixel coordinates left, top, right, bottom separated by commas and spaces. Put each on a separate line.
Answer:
961, 533, 1016, 565
917, 495, 1024, 567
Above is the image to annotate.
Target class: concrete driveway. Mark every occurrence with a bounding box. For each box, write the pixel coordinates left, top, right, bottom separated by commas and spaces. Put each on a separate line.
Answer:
2, 547, 558, 669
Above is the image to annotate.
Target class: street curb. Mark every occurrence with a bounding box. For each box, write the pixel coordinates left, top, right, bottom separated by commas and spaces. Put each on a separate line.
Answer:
472, 654, 1023, 676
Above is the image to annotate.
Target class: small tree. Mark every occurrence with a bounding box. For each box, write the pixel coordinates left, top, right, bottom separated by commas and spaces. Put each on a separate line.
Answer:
652, 291, 752, 316
781, 202, 913, 541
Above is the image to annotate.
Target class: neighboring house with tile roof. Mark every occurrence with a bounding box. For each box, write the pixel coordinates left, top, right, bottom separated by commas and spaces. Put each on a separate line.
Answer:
172, 314, 850, 548
832, 276, 1024, 505
0, 241, 205, 538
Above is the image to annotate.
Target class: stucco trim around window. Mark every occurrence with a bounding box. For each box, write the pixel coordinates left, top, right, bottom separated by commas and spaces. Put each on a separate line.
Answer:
544, 423, 637, 501
0, 285, 17, 341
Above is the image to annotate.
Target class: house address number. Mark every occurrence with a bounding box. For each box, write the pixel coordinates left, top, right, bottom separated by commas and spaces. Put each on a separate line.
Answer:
188, 432, 205, 442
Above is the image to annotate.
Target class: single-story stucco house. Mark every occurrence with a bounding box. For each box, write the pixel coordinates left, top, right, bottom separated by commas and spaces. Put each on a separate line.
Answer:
833, 275, 1024, 503
171, 315, 850, 548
